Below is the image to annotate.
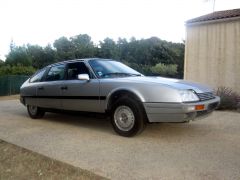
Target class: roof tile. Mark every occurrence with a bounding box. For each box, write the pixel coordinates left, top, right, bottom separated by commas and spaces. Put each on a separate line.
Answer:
186, 8, 240, 24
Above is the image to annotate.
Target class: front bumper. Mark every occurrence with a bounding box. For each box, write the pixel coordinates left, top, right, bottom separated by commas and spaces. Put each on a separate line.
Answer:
20, 96, 24, 105
143, 97, 220, 123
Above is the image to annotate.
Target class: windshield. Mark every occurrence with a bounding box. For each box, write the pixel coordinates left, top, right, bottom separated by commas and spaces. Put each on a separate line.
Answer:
89, 60, 142, 78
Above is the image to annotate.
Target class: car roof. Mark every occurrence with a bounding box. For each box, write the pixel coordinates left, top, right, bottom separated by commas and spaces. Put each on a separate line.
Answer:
49, 58, 114, 67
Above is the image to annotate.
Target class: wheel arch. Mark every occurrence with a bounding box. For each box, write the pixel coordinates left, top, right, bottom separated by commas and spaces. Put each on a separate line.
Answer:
105, 88, 145, 112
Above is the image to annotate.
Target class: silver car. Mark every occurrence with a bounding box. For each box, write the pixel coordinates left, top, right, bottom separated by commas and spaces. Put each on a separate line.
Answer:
20, 58, 220, 137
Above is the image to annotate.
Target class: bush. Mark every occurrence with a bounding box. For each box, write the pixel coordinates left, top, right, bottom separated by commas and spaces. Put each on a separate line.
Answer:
124, 62, 153, 76
124, 62, 178, 77
215, 87, 240, 110
151, 63, 178, 77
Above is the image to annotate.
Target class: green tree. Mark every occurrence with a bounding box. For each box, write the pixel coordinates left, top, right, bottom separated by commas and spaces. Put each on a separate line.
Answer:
98, 38, 120, 59
5, 45, 32, 66
28, 44, 57, 69
0, 65, 35, 75
0, 59, 4, 67
3, 34, 185, 78
53, 36, 75, 60
117, 38, 128, 61
70, 34, 96, 58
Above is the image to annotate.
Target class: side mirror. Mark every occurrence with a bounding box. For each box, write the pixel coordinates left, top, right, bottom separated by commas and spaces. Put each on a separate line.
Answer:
77, 74, 90, 81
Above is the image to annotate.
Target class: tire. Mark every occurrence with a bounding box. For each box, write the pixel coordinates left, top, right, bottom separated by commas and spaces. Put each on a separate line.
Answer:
27, 105, 45, 119
111, 96, 147, 137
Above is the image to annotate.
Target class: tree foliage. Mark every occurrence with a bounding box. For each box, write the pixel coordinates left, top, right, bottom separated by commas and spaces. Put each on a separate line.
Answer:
98, 38, 120, 59
27, 44, 57, 69
5, 46, 32, 66
53, 36, 75, 60
70, 34, 96, 58
151, 63, 178, 77
0, 60, 4, 67
1, 34, 185, 77
0, 65, 35, 76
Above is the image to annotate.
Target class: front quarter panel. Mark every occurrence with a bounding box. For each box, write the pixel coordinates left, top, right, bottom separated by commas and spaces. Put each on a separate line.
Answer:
20, 79, 36, 97
20, 79, 38, 106
99, 79, 182, 110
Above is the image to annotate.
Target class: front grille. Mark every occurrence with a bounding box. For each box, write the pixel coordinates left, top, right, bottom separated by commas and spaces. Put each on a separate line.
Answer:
196, 92, 215, 101
208, 102, 219, 111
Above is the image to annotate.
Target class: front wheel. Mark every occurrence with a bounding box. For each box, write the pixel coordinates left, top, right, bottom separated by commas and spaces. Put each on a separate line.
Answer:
27, 105, 45, 119
111, 97, 147, 137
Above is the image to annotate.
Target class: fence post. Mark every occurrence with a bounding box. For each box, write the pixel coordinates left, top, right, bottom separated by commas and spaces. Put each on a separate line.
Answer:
9, 76, 12, 95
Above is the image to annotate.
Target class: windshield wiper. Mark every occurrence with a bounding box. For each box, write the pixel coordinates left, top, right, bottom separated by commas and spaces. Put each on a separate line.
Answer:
127, 73, 142, 76
101, 72, 141, 77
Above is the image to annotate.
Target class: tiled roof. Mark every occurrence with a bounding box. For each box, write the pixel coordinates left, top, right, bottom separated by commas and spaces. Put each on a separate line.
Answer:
186, 8, 240, 24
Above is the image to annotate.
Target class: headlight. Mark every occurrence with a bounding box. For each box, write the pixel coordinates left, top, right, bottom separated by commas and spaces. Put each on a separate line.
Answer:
179, 90, 199, 102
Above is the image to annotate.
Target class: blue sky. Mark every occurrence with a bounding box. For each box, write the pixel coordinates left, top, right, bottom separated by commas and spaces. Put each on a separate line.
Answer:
0, 0, 240, 60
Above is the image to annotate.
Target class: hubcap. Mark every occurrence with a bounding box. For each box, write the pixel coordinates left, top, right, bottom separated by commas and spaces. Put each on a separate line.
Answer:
28, 105, 37, 115
114, 106, 135, 131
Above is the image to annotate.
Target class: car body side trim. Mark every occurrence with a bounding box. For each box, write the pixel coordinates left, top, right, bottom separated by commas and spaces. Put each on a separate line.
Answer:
22, 96, 106, 100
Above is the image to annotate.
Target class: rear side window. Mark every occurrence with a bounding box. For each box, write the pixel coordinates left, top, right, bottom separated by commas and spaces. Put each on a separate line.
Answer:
45, 64, 65, 81
29, 69, 46, 83
67, 62, 90, 80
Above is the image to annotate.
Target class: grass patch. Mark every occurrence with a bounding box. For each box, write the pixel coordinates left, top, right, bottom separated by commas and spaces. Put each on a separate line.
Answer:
0, 140, 107, 180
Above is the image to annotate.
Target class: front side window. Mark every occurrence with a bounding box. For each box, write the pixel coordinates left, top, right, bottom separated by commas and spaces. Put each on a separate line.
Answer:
67, 62, 90, 80
45, 64, 65, 81
29, 68, 46, 83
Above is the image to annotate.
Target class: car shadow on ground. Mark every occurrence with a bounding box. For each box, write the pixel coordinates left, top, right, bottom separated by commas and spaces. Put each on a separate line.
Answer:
42, 111, 114, 134
43, 111, 210, 139
16, 107, 211, 139
143, 122, 211, 139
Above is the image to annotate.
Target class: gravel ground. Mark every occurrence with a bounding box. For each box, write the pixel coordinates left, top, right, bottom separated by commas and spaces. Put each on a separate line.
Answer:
0, 140, 107, 180
0, 99, 240, 180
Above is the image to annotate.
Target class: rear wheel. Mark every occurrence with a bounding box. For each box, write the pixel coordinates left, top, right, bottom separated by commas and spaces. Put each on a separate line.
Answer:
111, 97, 147, 137
27, 105, 45, 119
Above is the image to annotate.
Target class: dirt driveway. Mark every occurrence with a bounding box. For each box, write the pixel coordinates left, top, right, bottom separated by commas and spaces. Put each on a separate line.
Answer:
0, 99, 240, 180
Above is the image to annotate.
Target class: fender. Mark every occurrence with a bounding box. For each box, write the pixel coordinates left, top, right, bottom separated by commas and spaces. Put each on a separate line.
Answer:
105, 87, 146, 110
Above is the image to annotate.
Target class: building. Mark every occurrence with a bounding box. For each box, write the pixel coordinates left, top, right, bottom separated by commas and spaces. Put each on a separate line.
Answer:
184, 8, 240, 93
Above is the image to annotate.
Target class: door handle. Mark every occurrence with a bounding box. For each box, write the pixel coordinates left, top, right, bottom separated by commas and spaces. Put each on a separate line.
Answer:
38, 86, 44, 90
60, 86, 68, 90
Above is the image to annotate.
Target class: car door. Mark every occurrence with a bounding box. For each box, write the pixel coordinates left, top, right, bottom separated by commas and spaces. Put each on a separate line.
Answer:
61, 61, 102, 112
37, 64, 66, 109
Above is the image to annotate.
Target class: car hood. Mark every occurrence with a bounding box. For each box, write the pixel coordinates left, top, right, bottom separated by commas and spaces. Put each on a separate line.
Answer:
111, 76, 213, 93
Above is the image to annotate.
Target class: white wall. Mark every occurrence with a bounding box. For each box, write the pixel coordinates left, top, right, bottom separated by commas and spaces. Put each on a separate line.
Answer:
184, 18, 240, 93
